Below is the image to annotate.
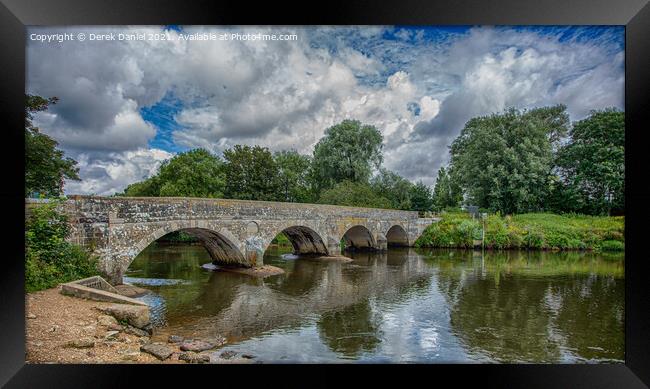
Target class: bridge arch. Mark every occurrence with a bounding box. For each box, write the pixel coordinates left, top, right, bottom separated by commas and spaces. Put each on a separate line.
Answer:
125, 222, 247, 272
261, 222, 330, 256
341, 225, 377, 250
386, 225, 409, 247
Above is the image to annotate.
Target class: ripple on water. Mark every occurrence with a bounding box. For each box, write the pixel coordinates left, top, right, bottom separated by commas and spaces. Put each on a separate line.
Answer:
123, 277, 191, 286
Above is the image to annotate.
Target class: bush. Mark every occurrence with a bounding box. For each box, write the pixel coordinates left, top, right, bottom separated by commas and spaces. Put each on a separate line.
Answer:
599, 240, 625, 251
25, 200, 99, 292
485, 215, 509, 249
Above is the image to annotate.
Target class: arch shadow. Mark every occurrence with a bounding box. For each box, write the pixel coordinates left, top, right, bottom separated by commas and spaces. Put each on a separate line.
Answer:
342, 225, 376, 251
386, 225, 409, 247
128, 224, 247, 273
267, 225, 329, 256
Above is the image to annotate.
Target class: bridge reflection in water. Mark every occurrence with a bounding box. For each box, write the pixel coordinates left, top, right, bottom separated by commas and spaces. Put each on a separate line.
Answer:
126, 245, 624, 363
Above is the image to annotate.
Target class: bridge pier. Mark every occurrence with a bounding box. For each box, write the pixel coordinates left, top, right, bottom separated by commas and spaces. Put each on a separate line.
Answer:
376, 234, 388, 251
326, 237, 342, 256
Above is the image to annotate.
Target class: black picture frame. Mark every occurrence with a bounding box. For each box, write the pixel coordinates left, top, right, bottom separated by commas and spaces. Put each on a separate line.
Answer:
1, 0, 648, 387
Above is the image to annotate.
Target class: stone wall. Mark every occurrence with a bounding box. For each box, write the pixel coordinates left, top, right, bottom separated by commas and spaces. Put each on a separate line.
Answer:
27, 196, 438, 284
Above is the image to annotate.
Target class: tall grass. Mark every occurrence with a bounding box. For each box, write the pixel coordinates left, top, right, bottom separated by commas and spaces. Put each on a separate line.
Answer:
415, 212, 624, 252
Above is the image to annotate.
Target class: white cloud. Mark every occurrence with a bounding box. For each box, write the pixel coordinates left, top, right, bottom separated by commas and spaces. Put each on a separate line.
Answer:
63, 148, 173, 195
27, 25, 624, 194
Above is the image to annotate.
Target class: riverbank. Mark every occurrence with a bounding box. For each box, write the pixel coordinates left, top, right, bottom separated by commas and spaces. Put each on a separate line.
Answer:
25, 286, 255, 364
415, 212, 624, 251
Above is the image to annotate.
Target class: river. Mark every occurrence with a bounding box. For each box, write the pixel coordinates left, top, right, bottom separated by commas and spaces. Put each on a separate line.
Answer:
125, 243, 624, 363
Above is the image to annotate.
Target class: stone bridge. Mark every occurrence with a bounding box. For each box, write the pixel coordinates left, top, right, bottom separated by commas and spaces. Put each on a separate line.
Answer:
40, 196, 437, 284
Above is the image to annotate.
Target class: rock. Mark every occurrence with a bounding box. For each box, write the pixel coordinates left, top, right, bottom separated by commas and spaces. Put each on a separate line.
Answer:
86, 351, 96, 357
68, 338, 95, 348
120, 350, 141, 361
180, 340, 216, 352
124, 326, 148, 337
138, 337, 150, 345
140, 343, 173, 361
97, 314, 118, 327
169, 352, 181, 361
241, 354, 256, 359
27, 313, 37, 319
104, 330, 120, 340
108, 323, 124, 332
48, 325, 59, 333
201, 263, 218, 271
141, 324, 154, 336
168, 335, 184, 344
179, 352, 211, 364
210, 336, 227, 346
98, 304, 150, 329
219, 350, 237, 360
113, 284, 150, 298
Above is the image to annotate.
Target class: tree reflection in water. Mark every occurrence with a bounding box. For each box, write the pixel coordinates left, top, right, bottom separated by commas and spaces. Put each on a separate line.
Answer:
431, 249, 624, 363
127, 242, 624, 362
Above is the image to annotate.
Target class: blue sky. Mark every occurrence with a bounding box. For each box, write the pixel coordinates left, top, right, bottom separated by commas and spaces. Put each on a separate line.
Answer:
26, 25, 624, 195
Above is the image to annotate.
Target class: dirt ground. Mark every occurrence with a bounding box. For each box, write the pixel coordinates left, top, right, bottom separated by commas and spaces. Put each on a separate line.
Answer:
25, 287, 165, 363
25, 286, 253, 364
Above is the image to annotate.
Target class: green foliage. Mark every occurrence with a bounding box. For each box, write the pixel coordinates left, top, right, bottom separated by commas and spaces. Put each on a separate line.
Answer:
415, 211, 624, 251
599, 240, 625, 251
157, 231, 199, 243
318, 180, 392, 209
555, 109, 624, 215
25, 201, 98, 292
274, 150, 313, 203
414, 213, 480, 248
123, 149, 225, 198
311, 120, 383, 191
25, 94, 80, 197
484, 215, 510, 249
449, 105, 569, 215
270, 232, 292, 247
432, 166, 462, 211
409, 181, 434, 213
370, 168, 414, 210
223, 145, 282, 201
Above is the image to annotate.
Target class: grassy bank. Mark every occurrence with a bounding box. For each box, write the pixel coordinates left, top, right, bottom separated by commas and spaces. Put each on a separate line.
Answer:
414, 212, 624, 251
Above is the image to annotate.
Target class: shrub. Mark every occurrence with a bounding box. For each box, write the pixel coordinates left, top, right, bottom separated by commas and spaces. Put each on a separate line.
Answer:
485, 215, 509, 249
599, 240, 625, 251
25, 200, 99, 292
524, 229, 546, 249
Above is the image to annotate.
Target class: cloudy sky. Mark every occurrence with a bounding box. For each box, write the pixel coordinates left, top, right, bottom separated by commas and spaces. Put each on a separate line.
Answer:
26, 25, 624, 195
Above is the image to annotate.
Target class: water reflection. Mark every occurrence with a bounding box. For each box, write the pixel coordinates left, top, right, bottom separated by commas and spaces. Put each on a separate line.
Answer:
126, 243, 624, 363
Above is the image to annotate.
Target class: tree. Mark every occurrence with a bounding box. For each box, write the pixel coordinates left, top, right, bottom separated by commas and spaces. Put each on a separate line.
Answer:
555, 109, 624, 215
409, 181, 434, 213
311, 120, 383, 191
274, 150, 313, 203
223, 145, 281, 201
25, 94, 80, 197
123, 148, 225, 198
318, 181, 392, 209
449, 105, 569, 215
432, 167, 462, 211
370, 168, 413, 210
